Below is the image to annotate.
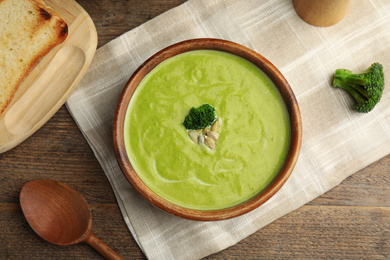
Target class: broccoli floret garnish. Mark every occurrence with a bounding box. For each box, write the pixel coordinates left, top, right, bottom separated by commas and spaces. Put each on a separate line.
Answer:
183, 104, 216, 130
332, 63, 385, 113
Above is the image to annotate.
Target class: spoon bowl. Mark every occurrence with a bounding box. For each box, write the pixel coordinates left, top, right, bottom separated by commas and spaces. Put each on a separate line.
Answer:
20, 179, 123, 260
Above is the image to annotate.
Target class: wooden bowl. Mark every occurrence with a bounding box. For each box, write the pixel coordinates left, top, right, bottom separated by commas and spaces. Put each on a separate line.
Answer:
113, 38, 302, 221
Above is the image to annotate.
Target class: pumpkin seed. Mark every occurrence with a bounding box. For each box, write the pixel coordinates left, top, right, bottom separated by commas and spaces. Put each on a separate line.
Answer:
188, 130, 199, 144
211, 119, 219, 133
206, 130, 219, 141
204, 136, 216, 149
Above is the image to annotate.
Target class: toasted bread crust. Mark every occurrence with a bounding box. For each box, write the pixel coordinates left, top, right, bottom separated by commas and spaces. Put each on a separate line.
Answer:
0, 0, 68, 116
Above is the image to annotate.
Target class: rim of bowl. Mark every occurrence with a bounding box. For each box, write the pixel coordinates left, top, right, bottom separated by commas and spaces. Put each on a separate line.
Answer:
113, 38, 302, 221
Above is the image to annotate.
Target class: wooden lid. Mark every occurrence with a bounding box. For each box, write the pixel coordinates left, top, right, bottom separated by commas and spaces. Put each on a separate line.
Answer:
293, 0, 351, 27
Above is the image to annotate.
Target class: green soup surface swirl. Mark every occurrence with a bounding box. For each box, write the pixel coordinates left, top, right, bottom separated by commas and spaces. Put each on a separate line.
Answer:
124, 50, 290, 210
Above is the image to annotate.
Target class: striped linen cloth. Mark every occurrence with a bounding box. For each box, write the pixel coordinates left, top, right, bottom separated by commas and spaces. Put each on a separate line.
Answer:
66, 0, 390, 259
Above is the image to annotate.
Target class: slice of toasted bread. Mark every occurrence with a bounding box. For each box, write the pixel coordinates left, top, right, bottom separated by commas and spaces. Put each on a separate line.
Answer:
0, 0, 68, 116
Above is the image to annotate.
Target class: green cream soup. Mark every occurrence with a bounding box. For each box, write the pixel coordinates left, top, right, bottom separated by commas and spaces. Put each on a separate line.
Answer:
124, 50, 290, 210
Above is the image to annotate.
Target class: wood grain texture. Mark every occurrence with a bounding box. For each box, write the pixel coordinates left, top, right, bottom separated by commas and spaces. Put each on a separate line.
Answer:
20, 180, 124, 259
0, 0, 97, 153
0, 0, 389, 259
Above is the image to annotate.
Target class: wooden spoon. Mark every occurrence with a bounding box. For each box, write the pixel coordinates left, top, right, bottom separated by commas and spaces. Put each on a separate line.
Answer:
20, 179, 124, 260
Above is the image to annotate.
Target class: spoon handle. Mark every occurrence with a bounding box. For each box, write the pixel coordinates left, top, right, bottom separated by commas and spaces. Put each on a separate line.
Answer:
86, 233, 124, 260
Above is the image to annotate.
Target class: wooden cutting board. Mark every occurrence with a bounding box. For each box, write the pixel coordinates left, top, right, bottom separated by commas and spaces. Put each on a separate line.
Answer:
0, 0, 97, 154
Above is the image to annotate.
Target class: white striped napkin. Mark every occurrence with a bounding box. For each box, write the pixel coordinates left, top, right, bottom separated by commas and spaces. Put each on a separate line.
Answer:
66, 0, 390, 259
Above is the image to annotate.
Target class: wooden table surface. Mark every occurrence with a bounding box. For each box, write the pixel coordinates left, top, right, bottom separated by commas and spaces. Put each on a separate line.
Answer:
1, 0, 390, 259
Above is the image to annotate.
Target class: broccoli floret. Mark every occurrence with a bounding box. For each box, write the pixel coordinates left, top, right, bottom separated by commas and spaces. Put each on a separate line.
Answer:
332, 62, 385, 113
183, 104, 216, 130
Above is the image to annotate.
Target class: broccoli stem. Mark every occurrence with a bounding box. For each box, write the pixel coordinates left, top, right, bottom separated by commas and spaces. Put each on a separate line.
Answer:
333, 80, 367, 105
348, 82, 370, 98
333, 69, 367, 85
